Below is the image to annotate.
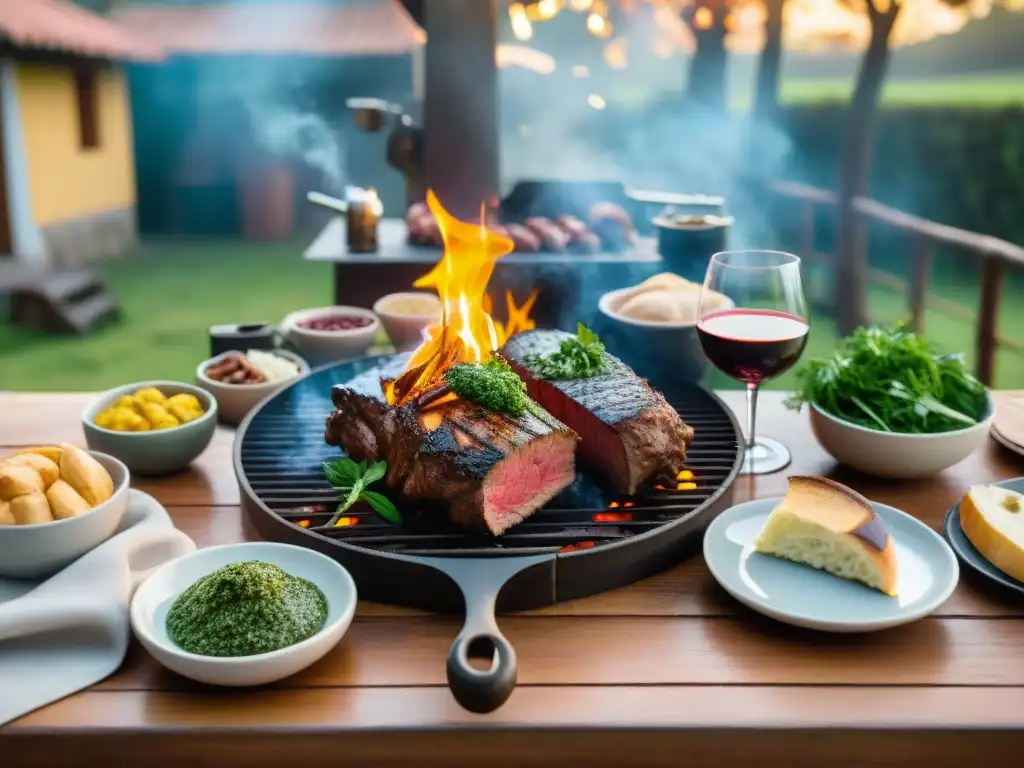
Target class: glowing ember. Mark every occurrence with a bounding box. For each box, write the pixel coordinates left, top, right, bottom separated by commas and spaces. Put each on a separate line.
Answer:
593, 511, 633, 523
384, 190, 537, 407
296, 519, 311, 528
334, 516, 360, 528
560, 540, 597, 553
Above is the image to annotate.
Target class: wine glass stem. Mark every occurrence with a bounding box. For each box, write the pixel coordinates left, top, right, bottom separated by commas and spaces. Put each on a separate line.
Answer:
745, 382, 759, 453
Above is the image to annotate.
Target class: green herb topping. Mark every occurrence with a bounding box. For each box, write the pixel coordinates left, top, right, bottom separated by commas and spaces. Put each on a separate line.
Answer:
322, 456, 401, 525
525, 323, 607, 381
785, 324, 987, 434
166, 561, 328, 657
444, 357, 532, 416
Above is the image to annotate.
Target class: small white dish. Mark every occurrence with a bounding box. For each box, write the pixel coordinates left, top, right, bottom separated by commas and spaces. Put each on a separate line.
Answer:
82, 381, 218, 475
130, 542, 357, 686
373, 291, 441, 352
809, 393, 994, 479
281, 305, 380, 367
703, 496, 959, 632
0, 451, 130, 579
195, 350, 310, 426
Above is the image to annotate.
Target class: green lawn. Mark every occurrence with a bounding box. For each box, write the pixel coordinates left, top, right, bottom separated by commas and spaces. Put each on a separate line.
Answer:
777, 72, 1024, 107
2, 239, 1023, 392
0, 239, 333, 391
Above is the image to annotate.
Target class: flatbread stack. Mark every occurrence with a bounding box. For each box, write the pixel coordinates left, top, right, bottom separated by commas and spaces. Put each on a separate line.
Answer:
610, 273, 730, 324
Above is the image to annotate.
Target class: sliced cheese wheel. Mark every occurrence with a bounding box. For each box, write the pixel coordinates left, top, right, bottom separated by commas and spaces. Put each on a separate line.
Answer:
960, 485, 1024, 582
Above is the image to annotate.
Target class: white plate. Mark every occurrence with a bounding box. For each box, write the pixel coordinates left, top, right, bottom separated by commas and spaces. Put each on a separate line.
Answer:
130, 542, 356, 686
703, 497, 959, 632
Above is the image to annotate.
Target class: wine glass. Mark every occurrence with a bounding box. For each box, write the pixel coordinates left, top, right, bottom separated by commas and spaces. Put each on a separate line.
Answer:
697, 250, 809, 475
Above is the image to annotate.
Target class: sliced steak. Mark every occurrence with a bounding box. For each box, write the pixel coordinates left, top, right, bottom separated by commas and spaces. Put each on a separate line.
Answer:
500, 330, 694, 495
325, 385, 578, 535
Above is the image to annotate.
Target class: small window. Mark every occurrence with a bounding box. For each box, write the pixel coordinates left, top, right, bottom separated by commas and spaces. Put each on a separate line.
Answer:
75, 68, 100, 150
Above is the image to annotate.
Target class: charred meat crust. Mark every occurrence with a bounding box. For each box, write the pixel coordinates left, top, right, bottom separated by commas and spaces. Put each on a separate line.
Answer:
500, 329, 695, 495
325, 384, 578, 534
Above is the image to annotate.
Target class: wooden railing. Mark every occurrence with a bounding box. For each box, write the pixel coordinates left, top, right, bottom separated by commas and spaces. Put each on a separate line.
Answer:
767, 179, 1024, 386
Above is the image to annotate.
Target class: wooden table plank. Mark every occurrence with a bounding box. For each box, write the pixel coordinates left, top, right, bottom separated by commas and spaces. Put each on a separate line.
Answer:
94, 613, 1024, 691
9, 687, 1024, 767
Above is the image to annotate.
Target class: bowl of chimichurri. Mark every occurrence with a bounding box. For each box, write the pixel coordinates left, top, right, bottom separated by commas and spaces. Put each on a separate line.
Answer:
129, 542, 356, 686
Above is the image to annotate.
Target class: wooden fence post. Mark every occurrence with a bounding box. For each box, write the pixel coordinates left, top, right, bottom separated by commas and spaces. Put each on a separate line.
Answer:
909, 239, 933, 334
976, 257, 1003, 386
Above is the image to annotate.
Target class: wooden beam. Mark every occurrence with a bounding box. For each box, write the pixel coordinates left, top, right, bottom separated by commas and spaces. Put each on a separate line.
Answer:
976, 258, 1003, 386
909, 238, 933, 334
422, 0, 499, 220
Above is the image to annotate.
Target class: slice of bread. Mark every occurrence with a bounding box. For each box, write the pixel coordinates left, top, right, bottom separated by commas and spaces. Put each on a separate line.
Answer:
960, 485, 1024, 582
753, 476, 899, 596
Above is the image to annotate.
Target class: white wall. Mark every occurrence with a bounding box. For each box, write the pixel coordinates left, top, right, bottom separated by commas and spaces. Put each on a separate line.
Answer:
1, 58, 45, 264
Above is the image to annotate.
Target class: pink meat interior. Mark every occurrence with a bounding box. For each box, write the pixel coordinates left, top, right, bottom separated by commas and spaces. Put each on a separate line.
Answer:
482, 432, 576, 534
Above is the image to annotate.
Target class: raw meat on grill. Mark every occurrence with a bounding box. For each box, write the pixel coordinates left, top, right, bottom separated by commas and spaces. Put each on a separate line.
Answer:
500, 330, 695, 495
504, 223, 542, 252
555, 215, 600, 253
324, 385, 578, 535
524, 217, 570, 252
407, 203, 441, 246
589, 202, 636, 251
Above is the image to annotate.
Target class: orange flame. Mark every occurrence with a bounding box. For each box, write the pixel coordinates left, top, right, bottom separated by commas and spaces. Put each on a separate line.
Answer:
385, 190, 533, 407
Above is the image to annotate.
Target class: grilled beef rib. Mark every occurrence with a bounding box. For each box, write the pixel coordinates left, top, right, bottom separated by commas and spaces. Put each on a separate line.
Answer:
500, 330, 695, 495
325, 385, 578, 535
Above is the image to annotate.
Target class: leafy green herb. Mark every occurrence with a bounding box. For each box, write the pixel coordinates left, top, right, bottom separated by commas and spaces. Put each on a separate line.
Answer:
444, 357, 534, 417
525, 323, 607, 381
785, 324, 987, 434
321, 457, 401, 525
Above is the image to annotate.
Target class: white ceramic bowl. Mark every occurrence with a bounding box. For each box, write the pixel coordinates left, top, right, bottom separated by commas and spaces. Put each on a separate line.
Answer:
373, 292, 441, 352
130, 542, 357, 687
0, 451, 130, 579
596, 286, 733, 384
281, 306, 380, 367
809, 393, 996, 479
82, 381, 217, 476
195, 350, 310, 426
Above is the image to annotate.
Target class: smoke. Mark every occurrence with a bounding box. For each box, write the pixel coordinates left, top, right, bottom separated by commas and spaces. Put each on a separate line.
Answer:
497, 7, 794, 251
250, 106, 345, 192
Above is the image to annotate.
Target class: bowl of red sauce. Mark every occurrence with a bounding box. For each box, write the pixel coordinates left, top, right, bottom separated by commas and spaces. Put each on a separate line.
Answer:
281, 306, 381, 366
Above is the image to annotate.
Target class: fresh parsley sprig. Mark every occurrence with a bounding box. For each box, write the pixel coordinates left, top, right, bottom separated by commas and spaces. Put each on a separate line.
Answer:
322, 457, 401, 525
526, 323, 607, 381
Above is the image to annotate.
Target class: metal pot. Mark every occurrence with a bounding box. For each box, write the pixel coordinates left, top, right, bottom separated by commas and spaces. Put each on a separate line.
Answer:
653, 213, 733, 283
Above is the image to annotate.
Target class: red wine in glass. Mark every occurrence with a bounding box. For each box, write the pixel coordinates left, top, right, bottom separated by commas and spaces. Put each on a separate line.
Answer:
697, 251, 809, 475
697, 309, 809, 384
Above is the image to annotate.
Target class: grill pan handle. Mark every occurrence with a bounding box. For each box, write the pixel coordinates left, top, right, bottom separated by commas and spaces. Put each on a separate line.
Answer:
421, 554, 554, 714
447, 597, 516, 714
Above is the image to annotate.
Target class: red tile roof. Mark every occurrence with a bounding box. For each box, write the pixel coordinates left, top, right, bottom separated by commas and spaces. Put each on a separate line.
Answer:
111, 1, 425, 57
0, 0, 164, 62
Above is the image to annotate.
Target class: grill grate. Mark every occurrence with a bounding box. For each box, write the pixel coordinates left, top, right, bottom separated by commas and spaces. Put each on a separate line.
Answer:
238, 356, 741, 558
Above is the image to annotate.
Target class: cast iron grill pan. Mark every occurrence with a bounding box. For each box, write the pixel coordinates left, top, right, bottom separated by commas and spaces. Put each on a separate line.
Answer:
235, 354, 742, 713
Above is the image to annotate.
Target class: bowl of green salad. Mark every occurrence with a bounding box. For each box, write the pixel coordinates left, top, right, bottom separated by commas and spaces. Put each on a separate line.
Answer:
786, 325, 993, 479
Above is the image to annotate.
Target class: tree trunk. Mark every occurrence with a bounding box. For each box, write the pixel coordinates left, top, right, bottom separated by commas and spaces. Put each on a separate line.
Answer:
753, 0, 786, 122
833, 3, 900, 335
685, 8, 728, 110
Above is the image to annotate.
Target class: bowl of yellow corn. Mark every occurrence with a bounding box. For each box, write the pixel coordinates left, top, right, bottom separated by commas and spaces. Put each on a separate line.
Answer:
82, 382, 218, 475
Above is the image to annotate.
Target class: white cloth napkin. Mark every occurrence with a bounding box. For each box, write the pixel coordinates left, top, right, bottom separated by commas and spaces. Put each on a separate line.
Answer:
0, 489, 195, 725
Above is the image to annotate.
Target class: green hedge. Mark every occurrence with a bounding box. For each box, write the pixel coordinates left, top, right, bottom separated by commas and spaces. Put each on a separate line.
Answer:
778, 105, 1024, 247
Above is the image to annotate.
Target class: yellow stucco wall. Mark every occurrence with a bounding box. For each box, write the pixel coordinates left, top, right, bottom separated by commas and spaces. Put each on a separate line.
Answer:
16, 62, 136, 227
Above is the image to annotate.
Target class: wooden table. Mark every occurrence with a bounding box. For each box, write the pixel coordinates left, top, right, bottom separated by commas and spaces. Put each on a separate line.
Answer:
3, 391, 1024, 767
